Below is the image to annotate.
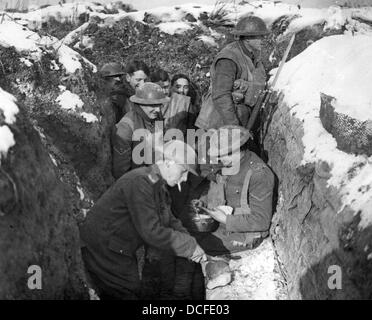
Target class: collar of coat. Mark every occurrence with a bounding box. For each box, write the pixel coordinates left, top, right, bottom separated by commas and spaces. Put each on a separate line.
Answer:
238, 40, 262, 66
133, 103, 157, 124
147, 164, 163, 184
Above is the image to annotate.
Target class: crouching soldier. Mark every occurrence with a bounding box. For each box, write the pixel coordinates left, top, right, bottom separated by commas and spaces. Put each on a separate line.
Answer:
79, 140, 207, 299
195, 125, 275, 255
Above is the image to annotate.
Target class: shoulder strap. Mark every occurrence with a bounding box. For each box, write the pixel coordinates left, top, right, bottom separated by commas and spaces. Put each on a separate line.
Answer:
240, 169, 253, 211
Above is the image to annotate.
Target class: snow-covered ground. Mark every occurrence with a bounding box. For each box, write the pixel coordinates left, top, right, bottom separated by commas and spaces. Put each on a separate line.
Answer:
207, 239, 287, 300
3, 1, 372, 37
0, 20, 96, 73
273, 35, 372, 230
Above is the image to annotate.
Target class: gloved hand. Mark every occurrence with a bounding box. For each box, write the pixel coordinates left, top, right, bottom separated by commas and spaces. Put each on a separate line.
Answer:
190, 244, 207, 263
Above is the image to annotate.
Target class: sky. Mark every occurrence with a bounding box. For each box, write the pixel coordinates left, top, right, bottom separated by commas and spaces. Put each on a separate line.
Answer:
2, 0, 372, 10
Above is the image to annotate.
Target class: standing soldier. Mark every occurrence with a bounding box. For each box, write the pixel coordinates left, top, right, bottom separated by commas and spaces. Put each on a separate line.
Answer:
100, 62, 129, 124
112, 82, 169, 179
195, 16, 268, 130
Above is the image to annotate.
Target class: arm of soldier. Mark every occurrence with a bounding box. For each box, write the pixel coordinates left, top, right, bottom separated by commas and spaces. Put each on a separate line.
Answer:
124, 176, 197, 259
169, 210, 190, 234
211, 59, 240, 126
225, 167, 275, 233
112, 123, 133, 179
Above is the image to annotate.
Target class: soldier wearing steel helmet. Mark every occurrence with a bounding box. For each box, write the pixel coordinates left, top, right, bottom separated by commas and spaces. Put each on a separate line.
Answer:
99, 62, 130, 124
80, 140, 206, 299
112, 82, 170, 179
196, 16, 268, 130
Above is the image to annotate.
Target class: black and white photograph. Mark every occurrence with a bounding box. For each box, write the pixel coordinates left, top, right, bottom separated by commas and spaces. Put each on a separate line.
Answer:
0, 0, 371, 306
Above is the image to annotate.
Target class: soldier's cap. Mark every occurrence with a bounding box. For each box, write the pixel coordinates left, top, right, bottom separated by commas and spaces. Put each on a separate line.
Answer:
99, 62, 125, 78
208, 125, 252, 158
130, 82, 170, 106
161, 139, 199, 176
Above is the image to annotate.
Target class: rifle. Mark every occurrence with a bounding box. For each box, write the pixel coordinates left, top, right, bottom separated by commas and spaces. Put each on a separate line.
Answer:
246, 33, 296, 133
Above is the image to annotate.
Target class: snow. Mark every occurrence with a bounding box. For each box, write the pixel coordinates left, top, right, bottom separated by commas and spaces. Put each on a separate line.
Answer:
157, 21, 192, 35
4, 1, 372, 39
81, 112, 98, 123
56, 89, 99, 123
0, 87, 19, 124
56, 90, 84, 111
20, 57, 34, 67
0, 21, 96, 74
0, 85, 18, 161
198, 35, 218, 47
273, 35, 372, 229
0, 126, 16, 160
0, 87, 18, 161
206, 239, 287, 300
76, 185, 85, 201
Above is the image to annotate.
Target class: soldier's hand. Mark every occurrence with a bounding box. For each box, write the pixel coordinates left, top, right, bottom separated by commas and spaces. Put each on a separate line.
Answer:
191, 199, 204, 208
207, 208, 227, 224
190, 244, 207, 263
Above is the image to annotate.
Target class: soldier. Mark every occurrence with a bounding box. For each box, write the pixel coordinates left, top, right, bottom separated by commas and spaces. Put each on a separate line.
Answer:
195, 125, 275, 255
112, 82, 169, 179
195, 16, 268, 130
80, 140, 207, 300
112, 59, 151, 124
100, 62, 129, 124
125, 59, 150, 93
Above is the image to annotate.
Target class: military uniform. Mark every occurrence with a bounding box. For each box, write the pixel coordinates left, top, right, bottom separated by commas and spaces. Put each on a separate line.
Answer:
109, 87, 133, 124
79, 165, 197, 299
112, 105, 164, 179
196, 41, 266, 130
196, 150, 274, 255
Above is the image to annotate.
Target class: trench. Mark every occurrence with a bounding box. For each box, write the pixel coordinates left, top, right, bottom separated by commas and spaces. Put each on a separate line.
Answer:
1, 5, 372, 300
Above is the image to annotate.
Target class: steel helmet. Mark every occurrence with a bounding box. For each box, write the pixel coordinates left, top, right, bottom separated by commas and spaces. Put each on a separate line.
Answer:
231, 16, 269, 37
130, 82, 170, 105
99, 62, 125, 78
208, 125, 252, 158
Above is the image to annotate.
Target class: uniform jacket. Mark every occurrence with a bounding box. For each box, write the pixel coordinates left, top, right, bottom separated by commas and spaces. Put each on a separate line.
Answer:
112, 105, 164, 179
79, 165, 197, 294
109, 82, 134, 124
195, 41, 266, 129
205, 150, 274, 234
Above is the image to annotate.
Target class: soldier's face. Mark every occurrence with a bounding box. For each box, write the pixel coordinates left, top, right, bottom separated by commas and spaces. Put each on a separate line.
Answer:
242, 38, 262, 51
218, 151, 241, 167
172, 78, 190, 96
140, 104, 162, 120
164, 163, 189, 187
104, 76, 122, 92
156, 80, 170, 95
126, 70, 148, 90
